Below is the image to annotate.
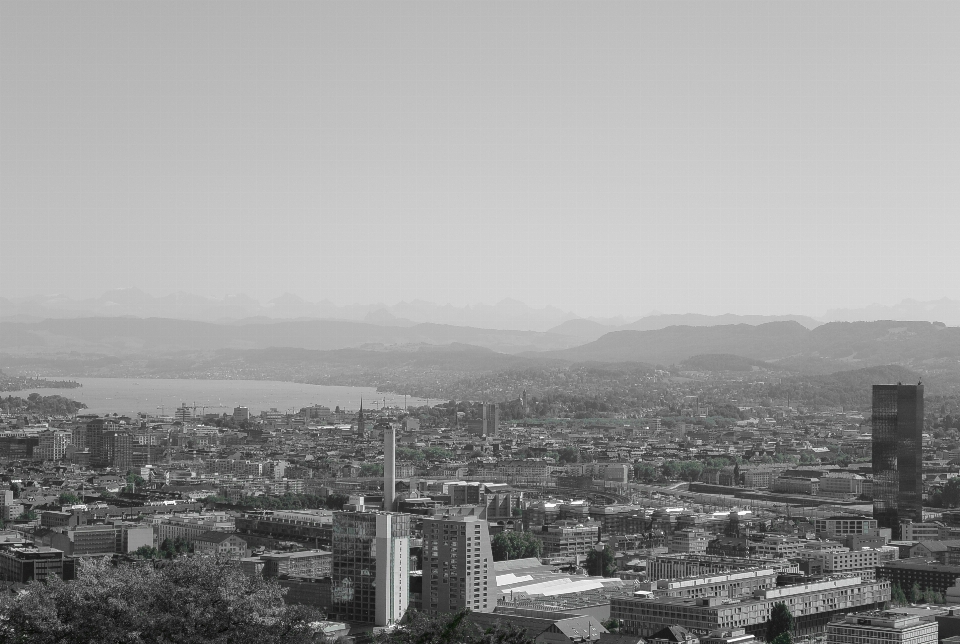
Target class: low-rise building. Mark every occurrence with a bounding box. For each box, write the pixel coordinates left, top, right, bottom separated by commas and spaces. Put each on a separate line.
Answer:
538, 521, 600, 558
261, 549, 332, 578
612, 575, 890, 638
0, 544, 75, 583
826, 611, 936, 644
193, 532, 248, 559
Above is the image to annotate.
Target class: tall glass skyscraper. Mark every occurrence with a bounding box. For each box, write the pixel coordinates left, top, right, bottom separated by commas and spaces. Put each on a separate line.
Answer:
872, 384, 924, 538
330, 511, 410, 626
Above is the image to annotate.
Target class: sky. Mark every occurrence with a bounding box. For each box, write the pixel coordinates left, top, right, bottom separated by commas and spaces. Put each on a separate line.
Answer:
2, 1, 960, 319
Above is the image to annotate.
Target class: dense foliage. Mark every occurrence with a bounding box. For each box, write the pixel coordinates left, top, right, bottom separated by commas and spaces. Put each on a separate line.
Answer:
0, 556, 322, 644
0, 393, 87, 415
374, 609, 535, 644
491, 531, 543, 562
585, 547, 617, 577
766, 602, 794, 643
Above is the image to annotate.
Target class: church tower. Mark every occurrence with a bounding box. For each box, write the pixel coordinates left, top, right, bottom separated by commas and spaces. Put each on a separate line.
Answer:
357, 398, 365, 438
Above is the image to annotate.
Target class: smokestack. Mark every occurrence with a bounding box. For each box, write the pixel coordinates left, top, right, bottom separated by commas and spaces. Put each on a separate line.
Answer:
384, 421, 396, 512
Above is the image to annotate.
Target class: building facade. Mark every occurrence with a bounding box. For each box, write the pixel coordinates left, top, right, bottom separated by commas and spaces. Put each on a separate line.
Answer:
613, 575, 890, 638
331, 511, 410, 627
826, 611, 937, 644
873, 384, 924, 538
422, 513, 494, 615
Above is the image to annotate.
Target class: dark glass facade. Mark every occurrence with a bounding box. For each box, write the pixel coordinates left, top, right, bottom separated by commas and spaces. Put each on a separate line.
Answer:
872, 384, 923, 538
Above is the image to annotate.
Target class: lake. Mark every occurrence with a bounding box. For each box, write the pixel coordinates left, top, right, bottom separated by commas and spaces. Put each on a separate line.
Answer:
12, 377, 436, 417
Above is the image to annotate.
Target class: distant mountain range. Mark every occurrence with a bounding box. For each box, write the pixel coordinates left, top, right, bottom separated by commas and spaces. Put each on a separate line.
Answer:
535, 320, 960, 375
548, 313, 822, 341
826, 298, 960, 326
0, 317, 582, 356
0, 290, 584, 332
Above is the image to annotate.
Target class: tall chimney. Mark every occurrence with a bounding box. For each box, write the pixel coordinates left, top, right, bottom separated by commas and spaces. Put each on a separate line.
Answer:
384, 421, 396, 511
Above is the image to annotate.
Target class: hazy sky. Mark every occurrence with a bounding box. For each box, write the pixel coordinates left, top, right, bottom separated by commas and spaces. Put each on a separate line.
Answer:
2, 1, 960, 318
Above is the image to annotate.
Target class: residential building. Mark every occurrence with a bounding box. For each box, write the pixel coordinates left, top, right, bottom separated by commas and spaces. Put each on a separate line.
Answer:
36, 430, 70, 461
876, 559, 960, 596
44, 524, 137, 556
818, 474, 865, 499
826, 611, 936, 644
814, 516, 879, 538
637, 569, 778, 600
154, 512, 235, 545
0, 544, 75, 583
193, 532, 248, 559
262, 550, 332, 578
646, 555, 798, 581
669, 528, 709, 555
873, 384, 924, 538
538, 521, 600, 558
612, 575, 890, 638
235, 510, 333, 548
422, 512, 494, 614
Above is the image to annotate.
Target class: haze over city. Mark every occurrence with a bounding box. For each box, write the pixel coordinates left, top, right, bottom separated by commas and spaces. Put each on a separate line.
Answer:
5, 1, 960, 319
4, 2, 960, 643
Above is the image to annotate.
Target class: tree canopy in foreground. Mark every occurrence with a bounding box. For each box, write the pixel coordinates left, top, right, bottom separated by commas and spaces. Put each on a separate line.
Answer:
374, 609, 535, 644
0, 556, 323, 644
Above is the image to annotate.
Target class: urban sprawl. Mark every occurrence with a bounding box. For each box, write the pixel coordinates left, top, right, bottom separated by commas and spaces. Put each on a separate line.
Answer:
1, 384, 959, 644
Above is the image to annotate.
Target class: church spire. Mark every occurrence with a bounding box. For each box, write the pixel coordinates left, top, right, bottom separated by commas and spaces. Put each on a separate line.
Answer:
357, 397, 365, 438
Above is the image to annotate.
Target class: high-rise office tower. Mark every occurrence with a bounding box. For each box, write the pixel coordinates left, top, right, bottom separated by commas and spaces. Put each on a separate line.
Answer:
331, 511, 410, 626
873, 384, 924, 538
482, 403, 499, 437
85, 418, 118, 468
422, 511, 494, 614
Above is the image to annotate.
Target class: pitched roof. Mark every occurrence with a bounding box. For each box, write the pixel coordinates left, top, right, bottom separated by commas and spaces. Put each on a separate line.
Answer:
650, 625, 697, 643
195, 530, 242, 545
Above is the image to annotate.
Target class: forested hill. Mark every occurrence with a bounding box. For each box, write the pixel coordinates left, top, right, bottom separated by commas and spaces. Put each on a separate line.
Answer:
1, 393, 87, 416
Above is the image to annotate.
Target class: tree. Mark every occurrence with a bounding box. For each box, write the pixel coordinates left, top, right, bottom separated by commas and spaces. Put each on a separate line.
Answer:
0, 556, 322, 644
633, 462, 661, 483
491, 531, 543, 561
16, 509, 37, 522
601, 618, 621, 633
771, 633, 793, 644
125, 472, 146, 493
558, 447, 580, 464
57, 492, 81, 506
135, 545, 161, 559
890, 583, 908, 606
585, 547, 617, 577
375, 608, 535, 644
910, 582, 923, 604
766, 602, 794, 643
940, 478, 960, 508
360, 463, 384, 477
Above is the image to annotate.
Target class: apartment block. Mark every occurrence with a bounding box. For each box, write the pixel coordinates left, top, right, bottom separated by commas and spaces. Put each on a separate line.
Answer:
826, 611, 936, 644
154, 512, 235, 545
646, 555, 799, 581
422, 512, 494, 614
537, 521, 600, 558
261, 549, 332, 578
193, 532, 248, 559
0, 544, 76, 584
612, 575, 890, 638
